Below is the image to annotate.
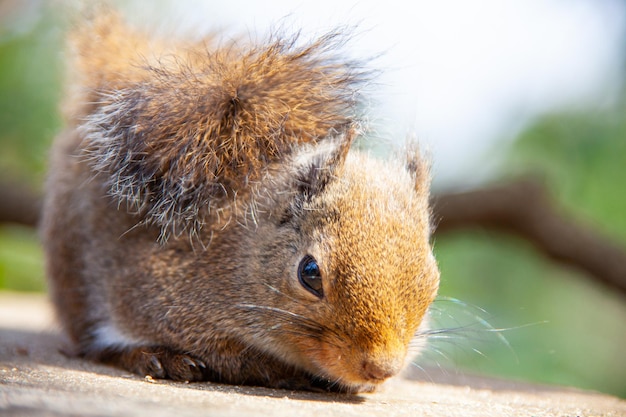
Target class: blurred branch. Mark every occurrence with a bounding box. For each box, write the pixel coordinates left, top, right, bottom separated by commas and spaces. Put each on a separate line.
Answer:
0, 181, 42, 227
1, 177, 625, 297
432, 179, 626, 297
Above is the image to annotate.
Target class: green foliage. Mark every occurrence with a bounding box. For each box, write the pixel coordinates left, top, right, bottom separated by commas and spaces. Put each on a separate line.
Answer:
430, 90, 626, 398
0, 7, 64, 185
508, 102, 626, 244
0, 7, 62, 293
0, 225, 45, 292
430, 231, 626, 398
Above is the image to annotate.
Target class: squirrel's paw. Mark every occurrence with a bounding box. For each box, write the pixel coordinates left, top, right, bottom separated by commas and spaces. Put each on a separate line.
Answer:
90, 345, 208, 382
137, 347, 207, 382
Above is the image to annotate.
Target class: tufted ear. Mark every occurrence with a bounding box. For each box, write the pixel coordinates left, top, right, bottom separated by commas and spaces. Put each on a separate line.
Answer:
291, 127, 357, 201
405, 144, 432, 198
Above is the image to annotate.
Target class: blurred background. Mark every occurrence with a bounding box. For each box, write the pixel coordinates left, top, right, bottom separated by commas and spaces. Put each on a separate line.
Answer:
0, 0, 624, 397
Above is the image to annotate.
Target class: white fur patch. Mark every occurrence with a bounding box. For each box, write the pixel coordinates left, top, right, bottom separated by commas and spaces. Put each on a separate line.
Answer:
91, 322, 144, 349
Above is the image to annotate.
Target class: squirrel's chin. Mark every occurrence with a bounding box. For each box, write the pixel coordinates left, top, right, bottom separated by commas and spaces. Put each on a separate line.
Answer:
338, 381, 379, 395
306, 373, 380, 394
350, 379, 385, 392
332, 374, 391, 394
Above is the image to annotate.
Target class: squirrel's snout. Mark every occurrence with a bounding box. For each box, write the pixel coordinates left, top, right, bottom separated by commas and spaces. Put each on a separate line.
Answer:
359, 353, 405, 383
316, 341, 407, 385
361, 359, 400, 382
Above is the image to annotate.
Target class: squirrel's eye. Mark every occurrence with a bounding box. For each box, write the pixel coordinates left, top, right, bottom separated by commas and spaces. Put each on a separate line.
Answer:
298, 255, 323, 298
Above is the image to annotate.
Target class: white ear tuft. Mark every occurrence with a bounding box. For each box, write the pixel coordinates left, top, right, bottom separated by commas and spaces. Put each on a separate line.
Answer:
291, 128, 357, 200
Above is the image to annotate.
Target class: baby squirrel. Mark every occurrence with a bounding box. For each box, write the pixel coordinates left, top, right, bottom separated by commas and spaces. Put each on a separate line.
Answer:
41, 12, 440, 394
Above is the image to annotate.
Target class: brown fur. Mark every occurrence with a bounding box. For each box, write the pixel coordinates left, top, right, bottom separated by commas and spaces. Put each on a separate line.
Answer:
42, 11, 439, 393
69, 12, 367, 238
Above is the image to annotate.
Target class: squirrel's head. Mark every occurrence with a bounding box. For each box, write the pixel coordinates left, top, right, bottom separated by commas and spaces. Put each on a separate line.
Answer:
241, 137, 440, 391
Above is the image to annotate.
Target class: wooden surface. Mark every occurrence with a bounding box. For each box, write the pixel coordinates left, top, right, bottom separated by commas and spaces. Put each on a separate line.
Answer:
1, 291, 624, 417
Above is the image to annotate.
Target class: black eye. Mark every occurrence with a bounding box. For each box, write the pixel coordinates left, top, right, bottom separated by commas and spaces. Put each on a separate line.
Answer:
298, 255, 323, 298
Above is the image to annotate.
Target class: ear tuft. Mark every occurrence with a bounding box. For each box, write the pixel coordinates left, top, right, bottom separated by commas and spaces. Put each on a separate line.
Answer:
292, 127, 357, 201
405, 144, 432, 197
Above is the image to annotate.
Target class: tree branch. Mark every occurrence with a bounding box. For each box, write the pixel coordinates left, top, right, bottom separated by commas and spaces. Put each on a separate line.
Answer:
0, 181, 42, 227
1, 178, 625, 297
432, 179, 626, 297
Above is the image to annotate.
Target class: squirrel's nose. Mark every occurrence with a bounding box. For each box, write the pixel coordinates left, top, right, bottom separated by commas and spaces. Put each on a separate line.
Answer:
361, 357, 402, 382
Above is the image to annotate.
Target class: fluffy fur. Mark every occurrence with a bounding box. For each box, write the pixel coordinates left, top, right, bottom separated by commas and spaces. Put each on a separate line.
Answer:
72, 13, 367, 238
42, 11, 440, 394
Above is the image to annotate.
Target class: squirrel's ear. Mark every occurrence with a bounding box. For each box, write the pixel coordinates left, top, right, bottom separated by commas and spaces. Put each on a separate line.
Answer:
405, 145, 432, 197
291, 127, 356, 199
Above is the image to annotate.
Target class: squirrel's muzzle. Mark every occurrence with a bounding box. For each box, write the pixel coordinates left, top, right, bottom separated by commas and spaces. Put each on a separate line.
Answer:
360, 356, 403, 382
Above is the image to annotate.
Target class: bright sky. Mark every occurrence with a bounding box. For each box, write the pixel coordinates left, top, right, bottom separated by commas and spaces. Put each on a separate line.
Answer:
125, 0, 626, 188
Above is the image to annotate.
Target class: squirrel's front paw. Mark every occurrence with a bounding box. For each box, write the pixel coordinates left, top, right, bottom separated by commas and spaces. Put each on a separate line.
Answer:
91, 345, 208, 382
136, 347, 207, 382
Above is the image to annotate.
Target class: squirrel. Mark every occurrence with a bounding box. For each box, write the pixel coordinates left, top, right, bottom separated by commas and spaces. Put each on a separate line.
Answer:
41, 11, 440, 394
